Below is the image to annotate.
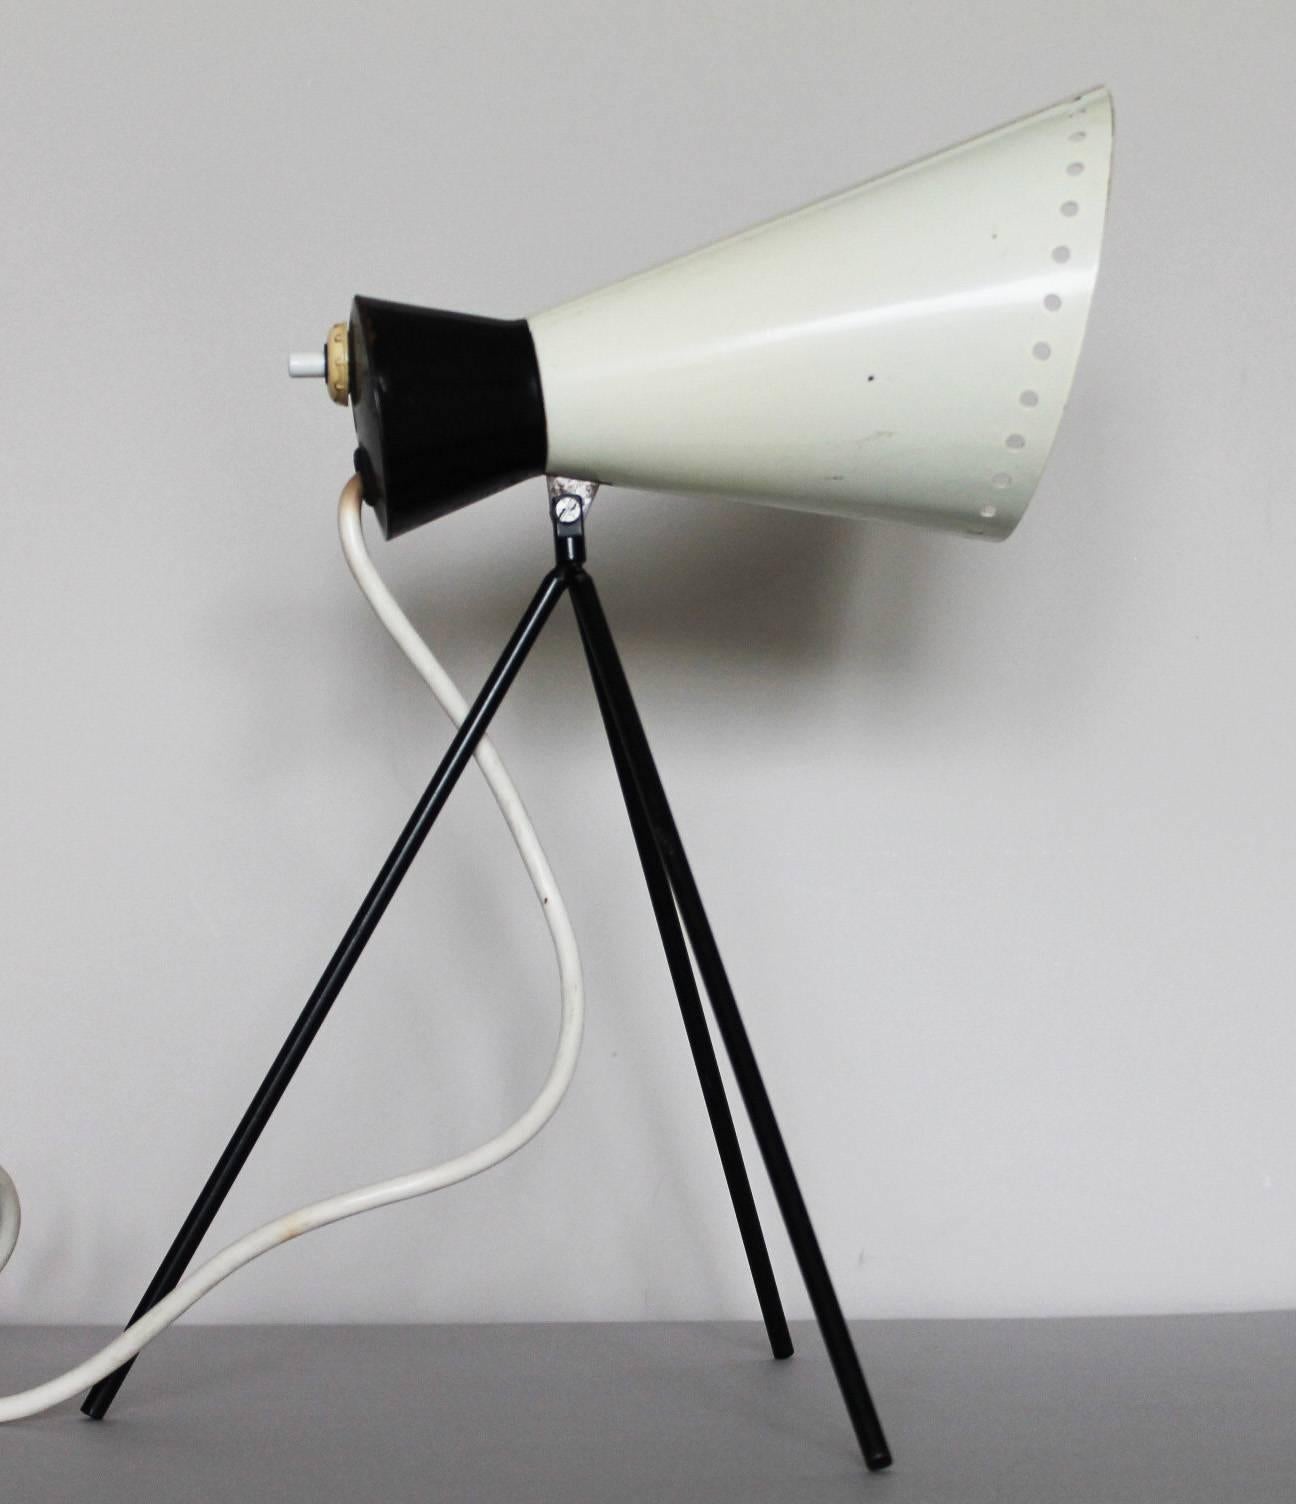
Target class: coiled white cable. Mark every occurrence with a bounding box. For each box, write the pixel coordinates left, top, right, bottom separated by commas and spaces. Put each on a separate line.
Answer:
0, 474, 583, 1421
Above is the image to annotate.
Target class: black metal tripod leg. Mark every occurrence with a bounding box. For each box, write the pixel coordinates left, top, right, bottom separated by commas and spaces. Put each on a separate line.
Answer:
82, 569, 569, 1420
567, 569, 892, 1474
573, 611, 793, 1362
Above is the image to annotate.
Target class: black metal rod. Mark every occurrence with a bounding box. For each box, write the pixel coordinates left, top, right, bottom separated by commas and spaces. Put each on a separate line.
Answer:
573, 610, 793, 1362
83, 569, 569, 1420
567, 569, 892, 1473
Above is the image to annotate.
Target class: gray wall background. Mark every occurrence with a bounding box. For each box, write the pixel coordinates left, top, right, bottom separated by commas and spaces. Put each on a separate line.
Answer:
1, 1, 1292, 1326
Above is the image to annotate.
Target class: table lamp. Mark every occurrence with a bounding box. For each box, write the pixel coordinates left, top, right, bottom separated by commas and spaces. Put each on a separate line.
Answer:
0, 87, 1113, 1475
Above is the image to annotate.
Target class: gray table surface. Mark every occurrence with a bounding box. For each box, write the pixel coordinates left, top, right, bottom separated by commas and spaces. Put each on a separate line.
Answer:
1, 1315, 1293, 1502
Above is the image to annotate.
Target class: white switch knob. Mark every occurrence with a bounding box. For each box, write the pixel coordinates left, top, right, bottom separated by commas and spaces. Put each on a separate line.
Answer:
287, 352, 326, 378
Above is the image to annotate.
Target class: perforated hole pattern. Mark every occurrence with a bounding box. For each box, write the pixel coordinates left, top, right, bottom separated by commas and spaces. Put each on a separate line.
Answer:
980, 96, 1094, 526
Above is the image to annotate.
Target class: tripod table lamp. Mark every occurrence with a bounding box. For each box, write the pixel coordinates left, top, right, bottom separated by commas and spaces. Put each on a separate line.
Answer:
0, 87, 1113, 1476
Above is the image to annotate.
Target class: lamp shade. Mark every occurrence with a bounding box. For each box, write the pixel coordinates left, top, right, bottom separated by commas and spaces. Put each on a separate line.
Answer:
347, 87, 1113, 540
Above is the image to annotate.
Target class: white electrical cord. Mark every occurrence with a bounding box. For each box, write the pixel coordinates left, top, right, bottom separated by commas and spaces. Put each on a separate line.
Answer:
0, 1168, 18, 1285
0, 474, 583, 1421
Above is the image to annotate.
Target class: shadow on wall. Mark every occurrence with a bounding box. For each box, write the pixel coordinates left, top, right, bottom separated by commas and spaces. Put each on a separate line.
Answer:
210, 479, 949, 786
394, 485, 940, 686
